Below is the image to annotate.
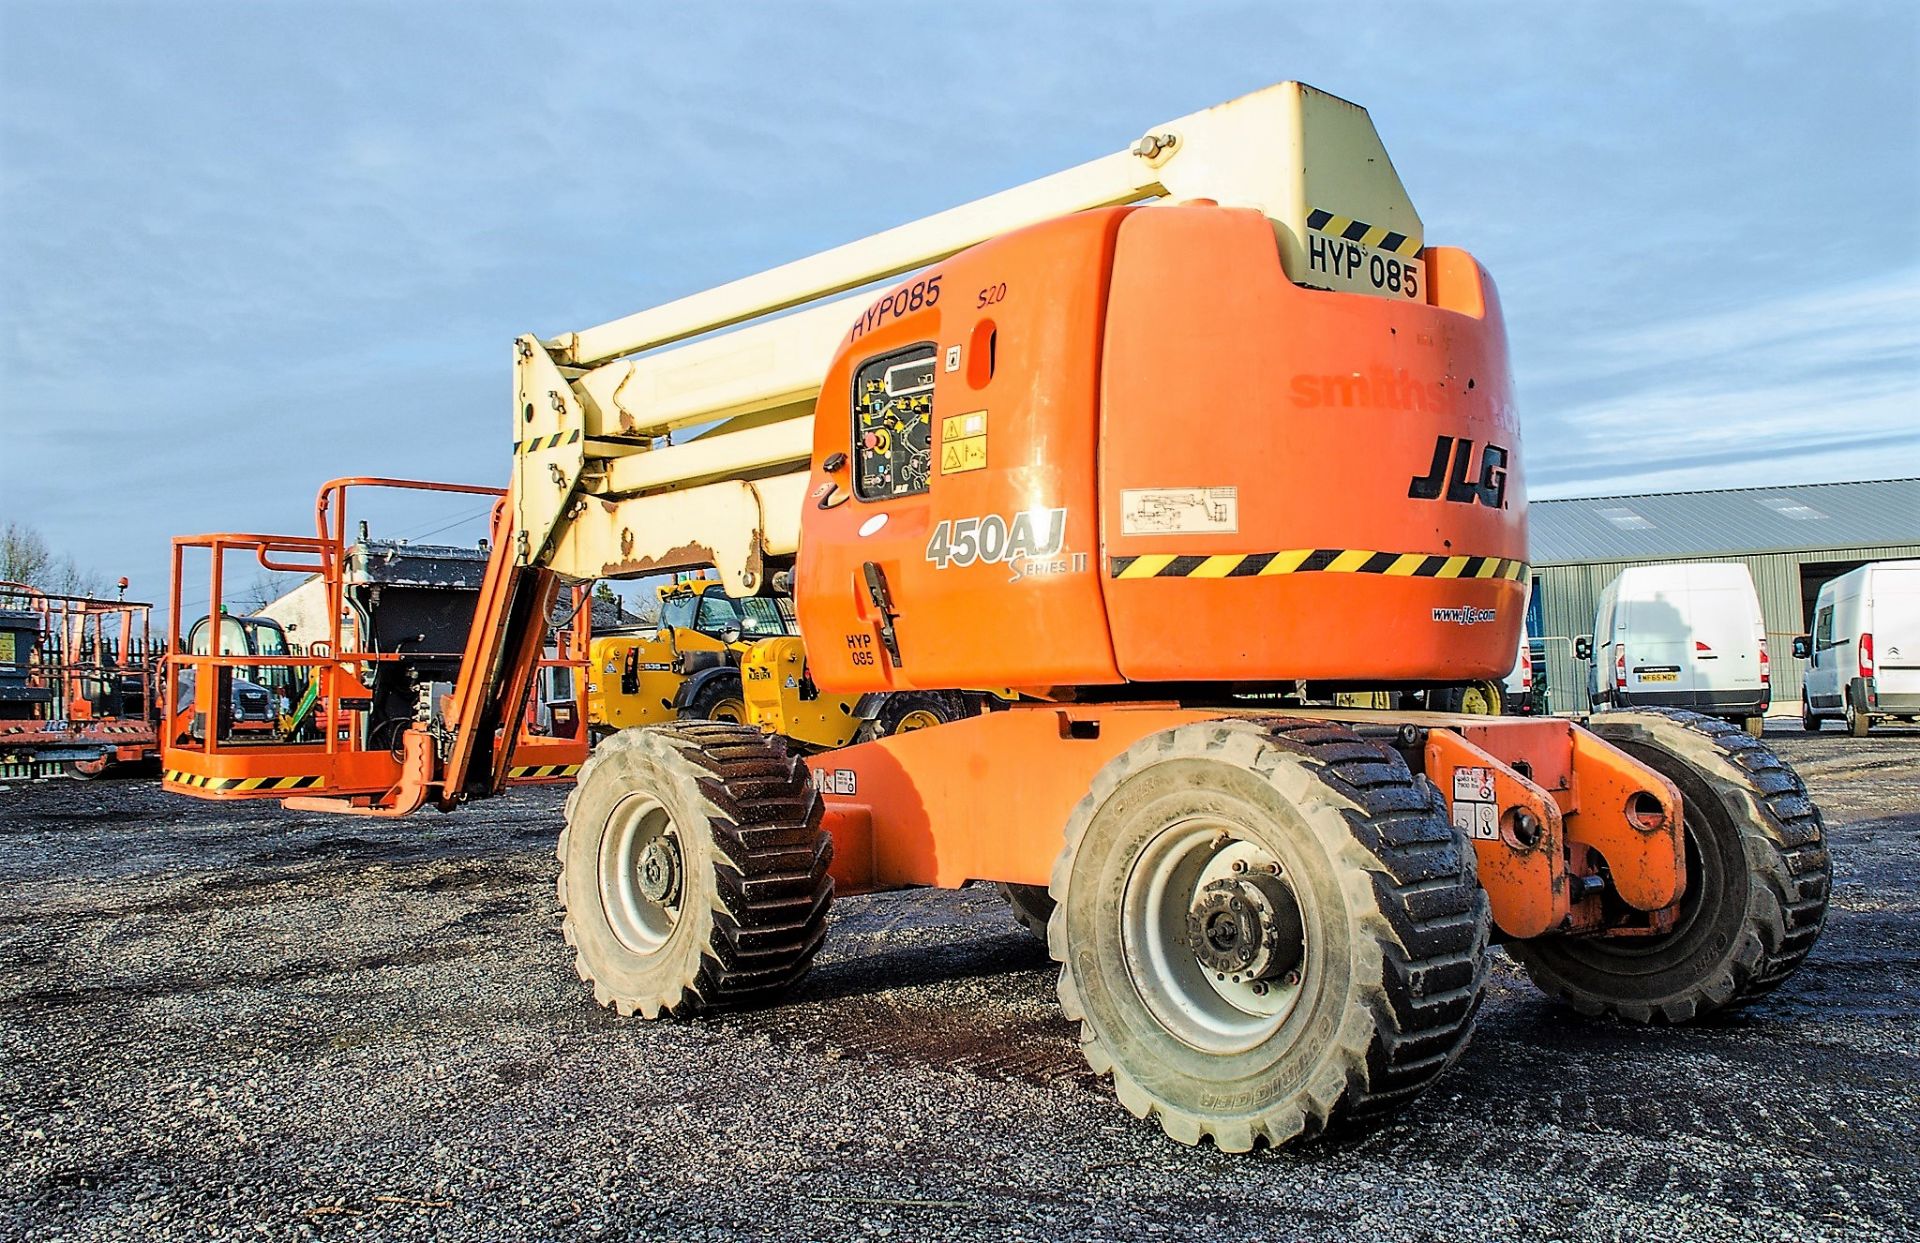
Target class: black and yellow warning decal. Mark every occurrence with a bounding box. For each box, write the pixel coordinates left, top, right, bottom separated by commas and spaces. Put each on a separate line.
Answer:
164, 770, 323, 792
1305, 209, 1421, 258
508, 763, 581, 780
514, 429, 583, 454
1109, 550, 1527, 582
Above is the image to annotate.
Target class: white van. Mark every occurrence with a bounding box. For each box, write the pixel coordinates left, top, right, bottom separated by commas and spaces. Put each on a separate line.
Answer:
1500, 633, 1541, 715
1796, 559, 1920, 736
1578, 563, 1770, 734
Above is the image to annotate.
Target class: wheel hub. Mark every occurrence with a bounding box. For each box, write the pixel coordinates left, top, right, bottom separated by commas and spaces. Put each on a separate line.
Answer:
1185, 873, 1303, 983
636, 834, 683, 907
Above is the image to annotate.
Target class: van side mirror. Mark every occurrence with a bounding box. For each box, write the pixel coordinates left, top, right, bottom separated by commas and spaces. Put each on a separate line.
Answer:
1574, 636, 1593, 661
1791, 635, 1811, 660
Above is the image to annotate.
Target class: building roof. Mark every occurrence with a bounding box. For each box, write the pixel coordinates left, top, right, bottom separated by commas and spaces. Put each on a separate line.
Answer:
1529, 478, 1920, 565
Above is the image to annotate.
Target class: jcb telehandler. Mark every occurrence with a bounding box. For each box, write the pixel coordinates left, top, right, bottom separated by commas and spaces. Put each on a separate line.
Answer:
163, 82, 1829, 1150
588, 577, 976, 745
587, 576, 773, 734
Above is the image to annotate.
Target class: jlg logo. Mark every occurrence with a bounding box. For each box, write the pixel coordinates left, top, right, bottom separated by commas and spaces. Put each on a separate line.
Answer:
1409, 436, 1508, 509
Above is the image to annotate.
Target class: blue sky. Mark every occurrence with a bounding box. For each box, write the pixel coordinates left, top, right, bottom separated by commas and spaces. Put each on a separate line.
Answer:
2, 1, 1916, 607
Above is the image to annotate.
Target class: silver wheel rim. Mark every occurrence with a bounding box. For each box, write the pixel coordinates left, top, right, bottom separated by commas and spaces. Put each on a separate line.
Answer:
599, 793, 681, 953
1118, 817, 1309, 1055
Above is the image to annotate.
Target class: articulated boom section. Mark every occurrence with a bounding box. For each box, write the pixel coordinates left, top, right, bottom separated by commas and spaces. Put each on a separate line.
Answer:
506, 82, 1418, 599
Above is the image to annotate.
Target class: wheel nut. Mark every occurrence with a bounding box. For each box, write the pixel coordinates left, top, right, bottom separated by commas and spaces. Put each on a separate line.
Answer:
1250, 981, 1269, 996
1231, 859, 1248, 874
1286, 971, 1301, 986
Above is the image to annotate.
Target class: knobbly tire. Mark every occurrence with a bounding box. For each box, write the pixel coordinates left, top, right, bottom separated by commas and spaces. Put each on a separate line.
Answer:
1508, 708, 1829, 1023
557, 723, 833, 1018
1049, 717, 1489, 1151
996, 882, 1055, 941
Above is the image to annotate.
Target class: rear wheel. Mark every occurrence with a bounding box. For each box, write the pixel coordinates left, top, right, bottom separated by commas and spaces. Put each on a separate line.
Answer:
996, 882, 1054, 941
557, 724, 833, 1017
1799, 702, 1820, 732
854, 691, 971, 743
1431, 682, 1502, 715
1742, 715, 1765, 738
680, 674, 747, 724
1051, 718, 1488, 1150
1845, 696, 1870, 737
1508, 709, 1829, 1023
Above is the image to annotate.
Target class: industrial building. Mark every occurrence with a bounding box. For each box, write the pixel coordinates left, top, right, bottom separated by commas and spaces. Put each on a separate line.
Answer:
1526, 477, 1920, 713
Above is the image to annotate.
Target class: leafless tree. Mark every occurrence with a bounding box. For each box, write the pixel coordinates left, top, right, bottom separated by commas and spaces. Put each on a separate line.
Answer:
235, 570, 302, 615
0, 521, 102, 597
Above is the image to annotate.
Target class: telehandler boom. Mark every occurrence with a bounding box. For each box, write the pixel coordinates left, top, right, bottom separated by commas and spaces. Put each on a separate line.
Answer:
163, 82, 1829, 1150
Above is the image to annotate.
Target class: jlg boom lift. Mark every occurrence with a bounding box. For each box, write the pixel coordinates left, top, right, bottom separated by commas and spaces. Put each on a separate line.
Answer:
163, 83, 1830, 1150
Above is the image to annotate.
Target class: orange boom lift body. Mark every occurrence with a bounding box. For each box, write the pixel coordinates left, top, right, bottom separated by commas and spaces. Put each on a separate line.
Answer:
161, 82, 1827, 1150
794, 204, 1668, 940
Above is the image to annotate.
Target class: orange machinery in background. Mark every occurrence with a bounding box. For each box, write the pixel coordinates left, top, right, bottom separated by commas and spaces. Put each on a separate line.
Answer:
161, 477, 588, 811
0, 580, 160, 779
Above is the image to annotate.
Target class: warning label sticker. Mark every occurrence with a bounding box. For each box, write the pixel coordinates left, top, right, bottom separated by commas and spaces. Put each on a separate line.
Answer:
1120, 487, 1239, 536
1451, 765, 1499, 841
812, 768, 857, 796
940, 410, 987, 475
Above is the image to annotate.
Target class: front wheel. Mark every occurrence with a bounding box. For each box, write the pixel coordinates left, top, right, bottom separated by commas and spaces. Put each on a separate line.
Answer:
557, 724, 833, 1018
679, 674, 747, 724
1800, 702, 1820, 732
1052, 718, 1488, 1151
1508, 709, 1829, 1023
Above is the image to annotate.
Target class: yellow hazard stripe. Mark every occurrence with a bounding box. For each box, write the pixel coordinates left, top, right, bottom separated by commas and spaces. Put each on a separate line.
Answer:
1305, 208, 1423, 258
507, 763, 581, 780
512, 429, 583, 454
163, 770, 321, 792
1108, 551, 1528, 583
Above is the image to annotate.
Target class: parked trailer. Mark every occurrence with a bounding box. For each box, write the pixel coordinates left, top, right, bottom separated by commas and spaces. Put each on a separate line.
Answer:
0, 580, 160, 780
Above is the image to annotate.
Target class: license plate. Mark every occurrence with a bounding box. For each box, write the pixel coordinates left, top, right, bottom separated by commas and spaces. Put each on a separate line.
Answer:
1638, 671, 1678, 683
1303, 220, 1425, 302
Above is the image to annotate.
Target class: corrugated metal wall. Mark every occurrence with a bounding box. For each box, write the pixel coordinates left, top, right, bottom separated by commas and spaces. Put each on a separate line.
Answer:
1532, 544, 1920, 714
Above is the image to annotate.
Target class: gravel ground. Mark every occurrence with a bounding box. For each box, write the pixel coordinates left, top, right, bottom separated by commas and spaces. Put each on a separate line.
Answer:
1, 725, 1915, 1242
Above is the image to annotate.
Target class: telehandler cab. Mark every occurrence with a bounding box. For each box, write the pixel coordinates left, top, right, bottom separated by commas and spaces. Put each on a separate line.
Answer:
164, 82, 1828, 1150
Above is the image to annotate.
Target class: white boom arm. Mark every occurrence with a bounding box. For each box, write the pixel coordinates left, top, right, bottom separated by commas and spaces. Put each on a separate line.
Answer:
511, 81, 1422, 591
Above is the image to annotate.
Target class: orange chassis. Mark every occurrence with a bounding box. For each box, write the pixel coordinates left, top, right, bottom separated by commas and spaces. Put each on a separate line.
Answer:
808, 704, 1686, 942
